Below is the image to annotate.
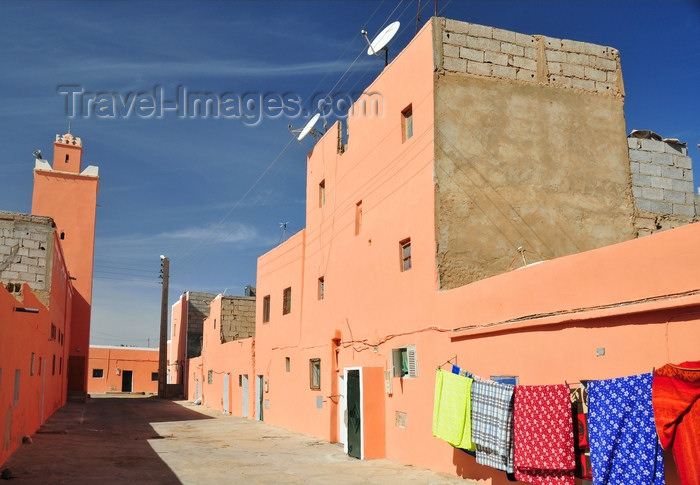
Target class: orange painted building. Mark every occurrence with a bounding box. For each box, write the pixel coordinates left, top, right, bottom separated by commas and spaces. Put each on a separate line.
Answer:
248, 18, 698, 484
0, 214, 73, 466
87, 346, 160, 394
31, 133, 99, 398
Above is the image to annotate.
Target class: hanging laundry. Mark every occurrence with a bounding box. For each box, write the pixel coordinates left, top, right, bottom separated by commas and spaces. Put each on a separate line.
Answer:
513, 384, 575, 485
471, 379, 515, 474
432, 368, 476, 450
652, 361, 700, 485
570, 382, 593, 482
588, 373, 665, 485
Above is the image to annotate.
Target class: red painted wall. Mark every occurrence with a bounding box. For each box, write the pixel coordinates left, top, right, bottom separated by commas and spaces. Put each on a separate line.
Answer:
87, 346, 159, 394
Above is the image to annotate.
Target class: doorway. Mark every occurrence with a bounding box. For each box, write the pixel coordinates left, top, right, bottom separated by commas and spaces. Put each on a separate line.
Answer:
121, 370, 133, 392
255, 375, 264, 421
223, 373, 230, 414
346, 369, 361, 459
241, 374, 249, 418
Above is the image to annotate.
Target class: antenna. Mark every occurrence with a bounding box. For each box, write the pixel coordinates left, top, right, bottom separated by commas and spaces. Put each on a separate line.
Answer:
288, 113, 324, 142
279, 221, 289, 241
362, 21, 400, 66
68, 121, 72, 134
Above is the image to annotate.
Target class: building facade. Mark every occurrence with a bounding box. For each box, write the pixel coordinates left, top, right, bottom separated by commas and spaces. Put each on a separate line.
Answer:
87, 346, 160, 394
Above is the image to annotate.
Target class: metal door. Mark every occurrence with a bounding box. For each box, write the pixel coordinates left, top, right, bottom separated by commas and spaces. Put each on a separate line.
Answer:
241, 374, 249, 418
256, 375, 264, 421
347, 369, 361, 459
223, 373, 230, 414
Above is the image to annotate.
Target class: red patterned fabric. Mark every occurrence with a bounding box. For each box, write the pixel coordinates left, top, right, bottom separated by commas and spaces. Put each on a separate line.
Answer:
513, 384, 576, 485
652, 361, 700, 485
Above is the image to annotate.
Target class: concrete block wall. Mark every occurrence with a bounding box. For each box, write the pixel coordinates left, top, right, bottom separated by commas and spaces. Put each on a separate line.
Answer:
0, 213, 54, 297
629, 137, 697, 236
186, 291, 217, 358
220, 295, 256, 343
439, 18, 622, 96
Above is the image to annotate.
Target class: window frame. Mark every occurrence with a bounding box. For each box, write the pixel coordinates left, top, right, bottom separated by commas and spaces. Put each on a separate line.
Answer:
92, 368, 104, 378
282, 287, 292, 315
392, 345, 418, 378
401, 104, 413, 142
318, 277, 325, 300
400, 238, 412, 272
309, 358, 321, 390
262, 295, 271, 323
319, 179, 326, 207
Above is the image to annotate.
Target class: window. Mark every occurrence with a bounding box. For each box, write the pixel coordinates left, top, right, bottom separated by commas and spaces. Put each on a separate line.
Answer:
309, 359, 321, 390
491, 375, 519, 385
51, 324, 56, 340
208, 370, 213, 384
319, 180, 326, 207
151, 372, 159, 381
392, 345, 418, 378
285, 357, 291, 373
262, 295, 270, 323
59, 357, 62, 375
282, 287, 292, 315
214, 318, 217, 329
355, 201, 363, 235
401, 104, 413, 142
52, 355, 56, 375
92, 368, 104, 378
30, 353, 35, 376
64, 154, 70, 164
400, 238, 412, 271
318, 277, 325, 300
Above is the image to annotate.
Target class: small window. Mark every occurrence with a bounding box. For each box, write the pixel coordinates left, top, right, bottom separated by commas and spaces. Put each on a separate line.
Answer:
65, 154, 70, 164
285, 357, 291, 373
208, 370, 213, 385
282, 287, 292, 315
319, 180, 326, 207
52, 355, 56, 375
355, 201, 363, 235
60, 231, 65, 240
51, 324, 56, 340
401, 105, 413, 142
151, 372, 159, 381
214, 318, 217, 329
92, 368, 104, 378
59, 357, 62, 375
309, 358, 321, 390
392, 345, 418, 378
30, 353, 35, 376
318, 277, 325, 300
262, 295, 271, 323
491, 375, 519, 385
400, 238, 412, 272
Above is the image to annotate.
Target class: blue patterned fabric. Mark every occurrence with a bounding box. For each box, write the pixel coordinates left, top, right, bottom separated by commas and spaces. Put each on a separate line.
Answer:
588, 373, 665, 485
471, 379, 515, 473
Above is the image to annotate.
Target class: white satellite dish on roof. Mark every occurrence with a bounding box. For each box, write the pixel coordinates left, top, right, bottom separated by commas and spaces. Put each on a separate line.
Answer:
288, 113, 323, 142
362, 21, 400, 65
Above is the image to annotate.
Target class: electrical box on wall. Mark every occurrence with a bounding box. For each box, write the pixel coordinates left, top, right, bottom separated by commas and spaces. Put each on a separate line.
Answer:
384, 370, 392, 395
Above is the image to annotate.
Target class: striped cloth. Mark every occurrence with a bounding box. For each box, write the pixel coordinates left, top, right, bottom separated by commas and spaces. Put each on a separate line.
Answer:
471, 379, 515, 473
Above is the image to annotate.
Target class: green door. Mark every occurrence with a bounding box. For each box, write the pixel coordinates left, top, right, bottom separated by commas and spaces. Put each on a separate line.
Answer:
347, 370, 361, 459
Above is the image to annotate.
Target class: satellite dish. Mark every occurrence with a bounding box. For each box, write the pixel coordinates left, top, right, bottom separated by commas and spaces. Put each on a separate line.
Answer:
295, 113, 321, 141
362, 21, 400, 65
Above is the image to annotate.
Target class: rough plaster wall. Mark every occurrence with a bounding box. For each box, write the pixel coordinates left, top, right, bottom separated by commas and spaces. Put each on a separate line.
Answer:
186, 291, 216, 358
219, 296, 256, 343
629, 137, 697, 236
0, 213, 54, 305
433, 20, 635, 289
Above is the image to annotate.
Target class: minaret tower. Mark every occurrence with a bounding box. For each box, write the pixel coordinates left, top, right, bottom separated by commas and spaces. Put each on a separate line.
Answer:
32, 132, 99, 399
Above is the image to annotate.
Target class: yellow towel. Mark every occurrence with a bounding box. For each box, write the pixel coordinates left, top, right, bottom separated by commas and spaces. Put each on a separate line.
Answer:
432, 368, 475, 450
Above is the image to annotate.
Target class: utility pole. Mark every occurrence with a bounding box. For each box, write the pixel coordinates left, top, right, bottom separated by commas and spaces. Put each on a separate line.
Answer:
158, 255, 169, 398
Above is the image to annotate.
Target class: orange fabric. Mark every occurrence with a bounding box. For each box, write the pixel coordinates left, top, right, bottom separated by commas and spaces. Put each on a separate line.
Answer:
652, 361, 700, 485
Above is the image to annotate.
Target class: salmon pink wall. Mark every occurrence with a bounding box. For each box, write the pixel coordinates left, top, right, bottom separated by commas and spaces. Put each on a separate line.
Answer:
168, 296, 188, 385
87, 346, 159, 394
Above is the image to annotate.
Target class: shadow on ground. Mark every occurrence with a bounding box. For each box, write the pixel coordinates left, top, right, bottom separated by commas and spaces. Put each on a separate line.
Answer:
2, 396, 211, 484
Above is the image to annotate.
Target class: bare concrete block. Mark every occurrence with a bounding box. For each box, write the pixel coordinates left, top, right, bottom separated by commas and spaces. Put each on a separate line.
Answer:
629, 149, 652, 162
650, 200, 672, 213
664, 190, 686, 204
595, 82, 616, 94
567, 52, 590, 66
547, 62, 561, 74
492, 27, 516, 43
675, 156, 692, 169
22, 239, 40, 250
443, 44, 459, 58
664, 142, 686, 155
543, 36, 562, 49
661, 166, 683, 179
10, 263, 28, 273
467, 60, 492, 76
485, 51, 508, 66
639, 163, 662, 177
549, 74, 573, 88
642, 186, 664, 201
28, 248, 46, 258
635, 198, 653, 211
545, 50, 566, 62
628, 137, 642, 149
630, 161, 640, 173
682, 169, 694, 182
443, 56, 467, 72
444, 18, 470, 34
641, 138, 665, 153
17, 247, 28, 257
687, 193, 697, 204
459, 46, 484, 62
511, 56, 536, 71
516, 69, 537, 82
632, 186, 643, 198
673, 179, 694, 193
572, 78, 595, 91
651, 152, 674, 166
584, 67, 607, 82
524, 47, 536, 59
607, 71, 618, 83
20, 256, 38, 266
514, 32, 536, 47
561, 62, 585, 78
651, 176, 673, 190
19, 272, 38, 282
595, 56, 617, 71
501, 42, 524, 56
443, 31, 466, 46
467, 23, 493, 38
466, 35, 500, 52
673, 204, 695, 217
492, 64, 517, 80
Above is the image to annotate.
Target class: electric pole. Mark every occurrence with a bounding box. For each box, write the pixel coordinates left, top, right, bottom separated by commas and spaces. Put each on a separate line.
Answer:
158, 255, 169, 398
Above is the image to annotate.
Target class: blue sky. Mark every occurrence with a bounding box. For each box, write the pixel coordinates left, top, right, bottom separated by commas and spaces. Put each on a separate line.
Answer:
1, 1, 698, 348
